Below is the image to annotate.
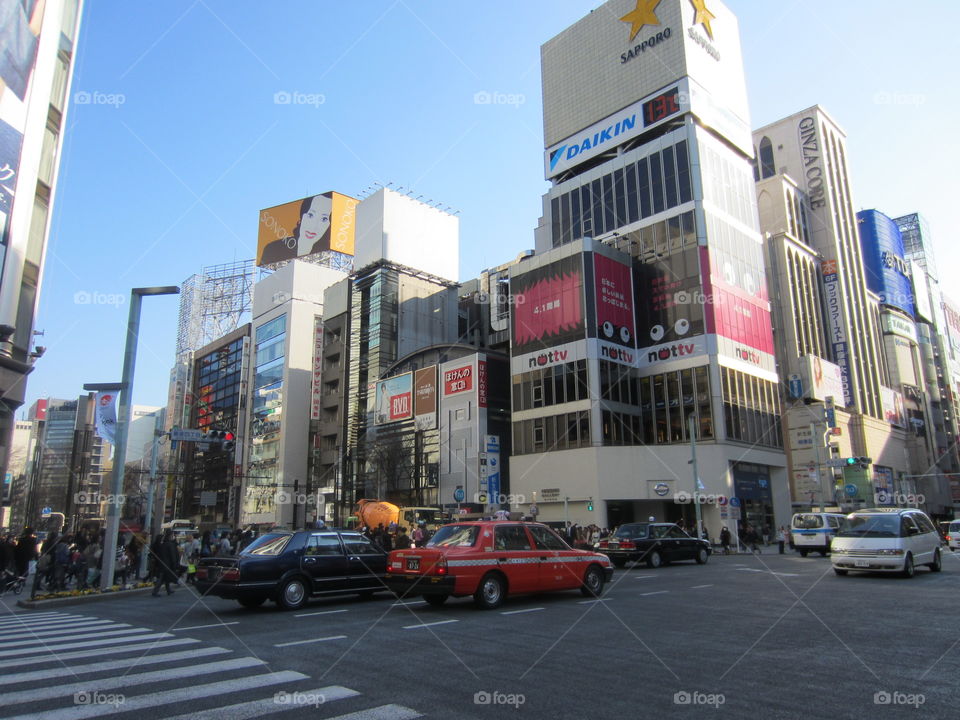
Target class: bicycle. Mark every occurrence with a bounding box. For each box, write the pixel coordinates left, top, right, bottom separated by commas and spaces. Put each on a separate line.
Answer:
0, 571, 26, 597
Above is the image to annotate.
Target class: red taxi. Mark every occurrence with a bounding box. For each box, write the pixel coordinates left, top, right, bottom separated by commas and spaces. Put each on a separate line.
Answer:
385, 521, 614, 609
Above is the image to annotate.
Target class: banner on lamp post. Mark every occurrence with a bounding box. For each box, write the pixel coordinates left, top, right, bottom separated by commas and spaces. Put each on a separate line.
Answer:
95, 391, 118, 444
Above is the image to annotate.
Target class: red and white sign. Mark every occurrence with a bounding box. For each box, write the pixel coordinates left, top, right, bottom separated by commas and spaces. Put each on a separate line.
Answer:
593, 253, 635, 349
443, 364, 474, 397
477, 360, 487, 408
310, 317, 324, 421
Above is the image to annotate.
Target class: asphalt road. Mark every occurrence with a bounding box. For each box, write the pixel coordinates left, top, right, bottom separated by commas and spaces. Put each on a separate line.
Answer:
1, 549, 958, 718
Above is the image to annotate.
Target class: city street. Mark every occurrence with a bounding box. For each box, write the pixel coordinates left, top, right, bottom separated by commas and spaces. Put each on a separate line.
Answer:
1, 551, 956, 718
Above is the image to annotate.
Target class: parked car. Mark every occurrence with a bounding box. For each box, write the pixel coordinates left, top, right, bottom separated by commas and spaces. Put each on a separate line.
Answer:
939, 520, 960, 551
831, 508, 943, 578
195, 529, 388, 609
596, 522, 710, 568
790, 512, 845, 556
385, 521, 613, 609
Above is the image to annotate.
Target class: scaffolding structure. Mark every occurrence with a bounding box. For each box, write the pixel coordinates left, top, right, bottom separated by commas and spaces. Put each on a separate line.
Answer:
260, 249, 354, 275
175, 260, 257, 363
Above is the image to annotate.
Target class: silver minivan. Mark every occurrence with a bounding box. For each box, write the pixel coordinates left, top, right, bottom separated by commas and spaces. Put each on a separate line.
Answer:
831, 508, 943, 578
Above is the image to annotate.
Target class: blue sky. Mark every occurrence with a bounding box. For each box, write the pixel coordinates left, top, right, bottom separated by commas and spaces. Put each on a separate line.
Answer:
25, 0, 960, 413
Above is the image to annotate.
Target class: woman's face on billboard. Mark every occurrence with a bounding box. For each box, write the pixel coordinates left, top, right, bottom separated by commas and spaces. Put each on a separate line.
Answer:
299, 195, 332, 245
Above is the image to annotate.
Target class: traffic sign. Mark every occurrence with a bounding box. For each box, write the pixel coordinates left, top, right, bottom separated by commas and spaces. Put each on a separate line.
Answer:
170, 428, 202, 442
788, 374, 803, 399
454, 487, 465, 502
845, 484, 858, 497
41, 506, 52, 515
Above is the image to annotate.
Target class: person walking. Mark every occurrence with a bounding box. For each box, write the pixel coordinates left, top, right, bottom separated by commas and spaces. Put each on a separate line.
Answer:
762, 524, 772, 547
720, 526, 732, 555
152, 530, 180, 596
218, 531, 232, 557
394, 527, 411, 549
14, 527, 36, 579
777, 526, 787, 554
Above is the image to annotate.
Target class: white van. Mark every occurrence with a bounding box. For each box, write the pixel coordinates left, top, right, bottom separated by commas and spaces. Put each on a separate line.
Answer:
831, 508, 942, 577
945, 520, 960, 551
790, 513, 845, 556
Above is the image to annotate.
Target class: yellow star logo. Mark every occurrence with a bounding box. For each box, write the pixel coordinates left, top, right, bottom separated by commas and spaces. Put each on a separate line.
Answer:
620, 0, 662, 42
690, 0, 716, 39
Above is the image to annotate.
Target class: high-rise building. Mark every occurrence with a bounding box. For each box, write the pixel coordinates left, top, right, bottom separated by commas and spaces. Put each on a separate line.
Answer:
0, 0, 84, 500
514, 0, 788, 533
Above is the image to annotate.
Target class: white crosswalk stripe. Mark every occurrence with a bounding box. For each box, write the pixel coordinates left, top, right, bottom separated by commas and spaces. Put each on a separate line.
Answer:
0, 611, 424, 720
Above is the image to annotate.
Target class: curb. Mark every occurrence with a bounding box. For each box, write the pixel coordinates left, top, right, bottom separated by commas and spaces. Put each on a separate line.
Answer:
16, 586, 155, 609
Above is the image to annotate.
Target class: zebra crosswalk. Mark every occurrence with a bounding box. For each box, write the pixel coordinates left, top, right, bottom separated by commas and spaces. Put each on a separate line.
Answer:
0, 610, 423, 719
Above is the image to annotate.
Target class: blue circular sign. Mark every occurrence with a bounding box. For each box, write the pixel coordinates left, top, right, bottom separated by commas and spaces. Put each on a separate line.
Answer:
729, 497, 741, 507
844, 484, 858, 497
454, 488, 465, 502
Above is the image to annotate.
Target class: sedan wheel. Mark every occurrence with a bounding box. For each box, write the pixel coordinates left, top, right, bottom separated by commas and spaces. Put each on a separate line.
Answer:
929, 549, 942, 573
580, 565, 605, 597
473, 573, 505, 610
695, 548, 709, 565
901, 554, 915, 579
647, 550, 663, 569
279, 578, 308, 610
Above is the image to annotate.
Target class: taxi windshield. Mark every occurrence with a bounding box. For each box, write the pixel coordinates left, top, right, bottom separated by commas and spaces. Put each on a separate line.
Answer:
428, 525, 479, 547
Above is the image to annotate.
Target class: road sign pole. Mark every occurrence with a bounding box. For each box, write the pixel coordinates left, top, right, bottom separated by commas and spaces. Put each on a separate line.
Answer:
811, 422, 825, 513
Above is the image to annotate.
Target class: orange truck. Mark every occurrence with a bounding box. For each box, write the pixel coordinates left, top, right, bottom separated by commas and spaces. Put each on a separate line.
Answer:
354, 499, 443, 531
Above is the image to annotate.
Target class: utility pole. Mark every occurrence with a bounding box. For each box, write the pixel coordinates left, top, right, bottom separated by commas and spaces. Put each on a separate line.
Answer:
689, 414, 703, 540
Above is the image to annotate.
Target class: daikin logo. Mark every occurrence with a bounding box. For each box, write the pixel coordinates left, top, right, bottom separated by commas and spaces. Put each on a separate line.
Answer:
549, 115, 637, 171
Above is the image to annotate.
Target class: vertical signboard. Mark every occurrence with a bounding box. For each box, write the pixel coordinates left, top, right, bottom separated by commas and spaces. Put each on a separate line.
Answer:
413, 366, 437, 430
593, 252, 636, 365
374, 373, 413, 425
0, 0, 43, 250
821, 260, 854, 406
310, 317, 324, 421
477, 359, 488, 408
442, 362, 475, 398
485, 435, 500, 504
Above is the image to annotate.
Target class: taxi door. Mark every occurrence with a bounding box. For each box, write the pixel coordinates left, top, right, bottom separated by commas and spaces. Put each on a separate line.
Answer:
528, 524, 575, 590
302, 533, 348, 593
492, 525, 539, 593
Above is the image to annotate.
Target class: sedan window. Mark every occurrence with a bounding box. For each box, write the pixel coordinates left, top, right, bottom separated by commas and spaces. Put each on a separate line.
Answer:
665, 527, 688, 539
613, 524, 648, 539
241, 534, 291, 556
529, 525, 569, 550
495, 526, 533, 551
305, 534, 343, 556
342, 535, 378, 555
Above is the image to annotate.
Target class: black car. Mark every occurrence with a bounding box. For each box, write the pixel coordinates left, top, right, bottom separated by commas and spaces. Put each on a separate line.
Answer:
597, 523, 711, 568
195, 529, 388, 610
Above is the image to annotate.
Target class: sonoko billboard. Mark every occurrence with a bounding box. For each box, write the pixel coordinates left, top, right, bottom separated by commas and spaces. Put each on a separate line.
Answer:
257, 191, 358, 266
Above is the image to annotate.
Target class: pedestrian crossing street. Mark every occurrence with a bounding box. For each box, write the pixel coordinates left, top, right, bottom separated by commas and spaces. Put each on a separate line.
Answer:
0, 611, 423, 719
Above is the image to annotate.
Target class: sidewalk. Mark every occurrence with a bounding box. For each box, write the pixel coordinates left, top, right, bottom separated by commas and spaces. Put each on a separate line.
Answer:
7, 570, 155, 610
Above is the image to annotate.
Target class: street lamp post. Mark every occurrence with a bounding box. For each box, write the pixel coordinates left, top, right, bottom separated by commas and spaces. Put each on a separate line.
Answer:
97, 286, 178, 591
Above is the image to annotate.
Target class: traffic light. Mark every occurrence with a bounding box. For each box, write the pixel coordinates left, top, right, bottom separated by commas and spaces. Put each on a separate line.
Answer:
845, 456, 871, 469
204, 429, 236, 453
587, 499, 594, 511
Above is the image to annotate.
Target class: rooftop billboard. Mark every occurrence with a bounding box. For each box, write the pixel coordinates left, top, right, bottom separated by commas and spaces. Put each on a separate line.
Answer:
257, 191, 358, 266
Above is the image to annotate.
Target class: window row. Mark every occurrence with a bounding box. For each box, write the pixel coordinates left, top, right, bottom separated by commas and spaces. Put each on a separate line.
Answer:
721, 367, 783, 448
551, 140, 693, 247
513, 411, 591, 456
512, 360, 589, 411
638, 365, 713, 445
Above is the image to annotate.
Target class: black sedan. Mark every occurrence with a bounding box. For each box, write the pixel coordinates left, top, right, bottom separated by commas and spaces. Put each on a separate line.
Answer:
195, 530, 388, 610
597, 523, 711, 568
